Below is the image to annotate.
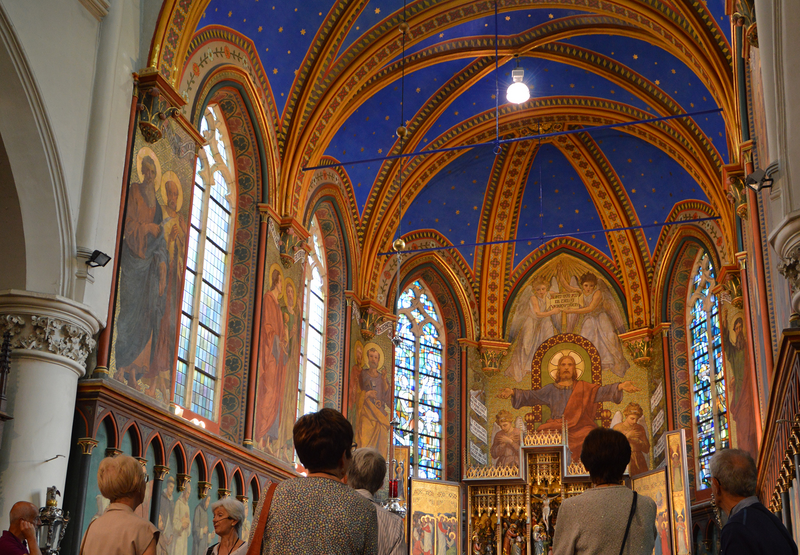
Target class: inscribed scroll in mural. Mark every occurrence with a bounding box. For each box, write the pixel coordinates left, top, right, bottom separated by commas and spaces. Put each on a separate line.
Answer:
109, 109, 199, 404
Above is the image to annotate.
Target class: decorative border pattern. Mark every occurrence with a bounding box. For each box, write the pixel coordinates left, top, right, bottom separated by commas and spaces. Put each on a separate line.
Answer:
210, 88, 261, 442
666, 241, 700, 496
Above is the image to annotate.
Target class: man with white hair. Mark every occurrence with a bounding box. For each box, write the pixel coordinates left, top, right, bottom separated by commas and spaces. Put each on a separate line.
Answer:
347, 448, 406, 555
710, 448, 796, 555
0, 501, 42, 555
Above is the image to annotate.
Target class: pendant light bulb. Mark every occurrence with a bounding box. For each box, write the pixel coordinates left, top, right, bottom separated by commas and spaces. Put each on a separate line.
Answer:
507, 68, 530, 104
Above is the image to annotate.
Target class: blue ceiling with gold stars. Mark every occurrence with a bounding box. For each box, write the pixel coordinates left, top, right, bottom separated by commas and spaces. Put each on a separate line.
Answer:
197, 0, 733, 273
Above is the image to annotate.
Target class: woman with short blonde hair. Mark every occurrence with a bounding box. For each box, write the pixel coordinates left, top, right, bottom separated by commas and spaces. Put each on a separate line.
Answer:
80, 454, 159, 555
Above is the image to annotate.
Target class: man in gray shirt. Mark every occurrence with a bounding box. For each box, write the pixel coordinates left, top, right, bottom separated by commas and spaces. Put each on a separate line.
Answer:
348, 448, 406, 555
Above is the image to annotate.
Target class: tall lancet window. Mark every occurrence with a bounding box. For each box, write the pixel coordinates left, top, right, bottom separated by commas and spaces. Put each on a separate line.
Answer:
395, 280, 444, 480
297, 217, 327, 417
686, 251, 729, 488
173, 105, 236, 421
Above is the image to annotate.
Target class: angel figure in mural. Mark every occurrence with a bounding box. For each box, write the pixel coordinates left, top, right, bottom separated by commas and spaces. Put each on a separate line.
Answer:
498, 351, 639, 461
506, 278, 562, 382
355, 344, 392, 458
557, 266, 630, 377
490, 410, 522, 468
611, 402, 650, 476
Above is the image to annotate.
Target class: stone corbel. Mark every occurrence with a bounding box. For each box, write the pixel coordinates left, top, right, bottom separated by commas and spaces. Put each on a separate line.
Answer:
134, 72, 184, 144
135, 457, 148, 471
727, 175, 748, 221
217, 488, 231, 499
478, 339, 510, 374
619, 328, 654, 368
278, 217, 311, 268
153, 465, 170, 481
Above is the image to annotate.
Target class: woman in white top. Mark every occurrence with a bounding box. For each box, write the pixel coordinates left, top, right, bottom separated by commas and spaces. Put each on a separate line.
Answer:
553, 427, 657, 555
208, 498, 247, 555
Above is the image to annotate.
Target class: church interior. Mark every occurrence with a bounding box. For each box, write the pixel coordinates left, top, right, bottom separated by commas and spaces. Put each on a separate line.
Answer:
0, 0, 799, 553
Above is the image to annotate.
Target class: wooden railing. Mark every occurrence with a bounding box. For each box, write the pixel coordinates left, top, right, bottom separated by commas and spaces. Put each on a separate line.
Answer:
757, 329, 800, 511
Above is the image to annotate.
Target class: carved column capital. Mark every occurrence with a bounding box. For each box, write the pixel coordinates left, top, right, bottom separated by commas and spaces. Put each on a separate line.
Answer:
619, 328, 655, 367
176, 473, 191, 492
197, 481, 212, 499
217, 488, 231, 499
477, 340, 510, 374
105, 448, 122, 458
76, 438, 99, 456
153, 465, 170, 481
0, 291, 101, 375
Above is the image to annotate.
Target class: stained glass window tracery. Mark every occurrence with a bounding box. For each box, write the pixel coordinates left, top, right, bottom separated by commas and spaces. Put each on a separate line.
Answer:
297, 217, 326, 417
174, 104, 235, 420
395, 280, 444, 480
686, 251, 729, 488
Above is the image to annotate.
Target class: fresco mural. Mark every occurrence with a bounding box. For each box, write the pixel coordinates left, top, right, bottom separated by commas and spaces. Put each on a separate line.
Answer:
468, 254, 652, 472
632, 468, 672, 555
109, 119, 198, 405
409, 479, 461, 555
253, 232, 306, 464
721, 303, 759, 458
348, 317, 394, 460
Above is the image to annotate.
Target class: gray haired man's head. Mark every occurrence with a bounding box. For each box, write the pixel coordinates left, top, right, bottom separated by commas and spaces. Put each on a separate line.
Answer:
710, 448, 757, 498
347, 448, 387, 494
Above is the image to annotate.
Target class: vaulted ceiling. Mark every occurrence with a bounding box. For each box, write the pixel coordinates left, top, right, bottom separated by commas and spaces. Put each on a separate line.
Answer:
192, 0, 737, 317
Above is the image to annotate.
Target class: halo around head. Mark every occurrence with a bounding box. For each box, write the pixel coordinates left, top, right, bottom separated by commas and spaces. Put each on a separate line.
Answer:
362, 342, 385, 369
283, 277, 297, 309
548, 349, 584, 381
136, 147, 162, 189
268, 263, 284, 299
160, 171, 183, 212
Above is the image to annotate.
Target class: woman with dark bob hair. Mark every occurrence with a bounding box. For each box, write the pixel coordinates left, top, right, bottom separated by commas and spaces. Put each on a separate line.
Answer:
80, 454, 159, 555
254, 408, 378, 554
553, 427, 657, 555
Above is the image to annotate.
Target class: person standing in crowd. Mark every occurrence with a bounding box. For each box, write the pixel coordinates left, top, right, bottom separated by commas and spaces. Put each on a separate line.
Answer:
255, 407, 378, 554
553, 427, 656, 555
80, 454, 159, 555
0, 501, 42, 555
710, 449, 797, 555
347, 448, 406, 555
207, 498, 247, 555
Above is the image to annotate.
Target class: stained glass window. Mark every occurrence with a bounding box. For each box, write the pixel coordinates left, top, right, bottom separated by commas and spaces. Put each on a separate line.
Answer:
395, 280, 444, 480
174, 105, 235, 421
297, 217, 326, 417
686, 252, 729, 488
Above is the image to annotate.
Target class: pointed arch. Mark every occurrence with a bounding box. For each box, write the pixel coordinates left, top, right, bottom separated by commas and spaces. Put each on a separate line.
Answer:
121, 422, 143, 457
145, 433, 166, 466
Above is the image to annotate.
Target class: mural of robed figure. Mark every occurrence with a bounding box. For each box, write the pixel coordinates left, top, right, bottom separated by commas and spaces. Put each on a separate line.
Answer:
255, 267, 290, 453
116, 153, 169, 389
355, 345, 392, 458
497, 352, 639, 461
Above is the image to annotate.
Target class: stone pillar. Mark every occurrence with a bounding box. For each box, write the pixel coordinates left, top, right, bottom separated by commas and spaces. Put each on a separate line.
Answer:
755, 0, 800, 318
0, 290, 100, 530
149, 465, 170, 526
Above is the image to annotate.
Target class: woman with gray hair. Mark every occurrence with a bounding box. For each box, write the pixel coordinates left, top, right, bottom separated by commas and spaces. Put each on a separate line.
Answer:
79, 454, 159, 555
208, 498, 247, 555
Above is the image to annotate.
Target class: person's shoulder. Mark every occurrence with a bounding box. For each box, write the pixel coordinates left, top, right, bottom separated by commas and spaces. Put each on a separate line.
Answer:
345, 486, 378, 512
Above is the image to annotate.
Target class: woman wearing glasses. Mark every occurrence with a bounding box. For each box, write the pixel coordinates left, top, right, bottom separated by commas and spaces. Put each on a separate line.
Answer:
80, 454, 159, 555
208, 498, 247, 555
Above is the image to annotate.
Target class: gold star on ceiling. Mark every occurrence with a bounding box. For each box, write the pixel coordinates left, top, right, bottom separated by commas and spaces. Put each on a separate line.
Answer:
273, 68, 277, 74
505, 15, 510, 20
631, 189, 636, 193
301, 29, 306, 35
278, 26, 283, 32
228, 10, 232, 16
439, 33, 443, 38
385, 116, 390, 120
456, 210, 460, 214
671, 69, 676, 74
548, 13, 554, 18
655, 79, 660, 85
559, 224, 563, 228
416, 87, 420, 93
258, 26, 262, 32
460, 240, 465, 245
374, 7, 380, 14
633, 54, 638, 59
378, 149, 382, 153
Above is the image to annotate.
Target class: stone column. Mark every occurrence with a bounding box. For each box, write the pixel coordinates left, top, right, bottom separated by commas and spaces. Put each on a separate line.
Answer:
63, 437, 99, 555
754, 0, 800, 318
149, 465, 170, 526
0, 290, 100, 530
